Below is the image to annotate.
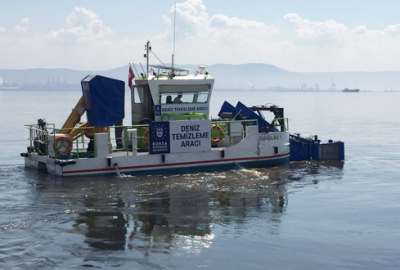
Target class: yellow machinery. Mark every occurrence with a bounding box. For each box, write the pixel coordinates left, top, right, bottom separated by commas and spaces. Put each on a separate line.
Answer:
59, 95, 107, 141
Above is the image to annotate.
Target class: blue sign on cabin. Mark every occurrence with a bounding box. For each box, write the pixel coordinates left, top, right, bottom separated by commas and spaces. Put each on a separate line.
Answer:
149, 122, 170, 154
149, 120, 211, 155
154, 105, 162, 116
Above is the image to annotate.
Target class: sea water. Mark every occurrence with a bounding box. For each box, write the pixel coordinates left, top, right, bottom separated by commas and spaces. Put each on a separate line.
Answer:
0, 90, 399, 269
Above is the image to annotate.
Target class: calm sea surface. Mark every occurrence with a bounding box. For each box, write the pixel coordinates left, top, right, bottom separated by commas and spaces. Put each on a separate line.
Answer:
0, 90, 399, 269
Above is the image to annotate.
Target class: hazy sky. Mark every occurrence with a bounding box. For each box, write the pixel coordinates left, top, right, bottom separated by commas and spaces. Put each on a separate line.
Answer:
1, 0, 400, 72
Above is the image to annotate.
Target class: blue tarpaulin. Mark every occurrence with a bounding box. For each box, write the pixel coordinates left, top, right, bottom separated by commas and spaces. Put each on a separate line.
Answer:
217, 101, 273, 132
234, 101, 272, 131
218, 101, 236, 118
81, 75, 125, 127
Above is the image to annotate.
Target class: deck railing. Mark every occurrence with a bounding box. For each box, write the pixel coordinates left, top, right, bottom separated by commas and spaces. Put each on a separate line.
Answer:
107, 124, 150, 155
25, 124, 96, 159
25, 123, 55, 156
271, 118, 289, 132
26, 118, 288, 159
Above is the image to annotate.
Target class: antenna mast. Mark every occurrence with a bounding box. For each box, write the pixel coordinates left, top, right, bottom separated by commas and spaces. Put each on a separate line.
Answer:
145, 41, 151, 75
172, 2, 176, 74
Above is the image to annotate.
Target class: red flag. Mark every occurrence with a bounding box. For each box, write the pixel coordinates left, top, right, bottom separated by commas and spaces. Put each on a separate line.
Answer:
128, 64, 135, 87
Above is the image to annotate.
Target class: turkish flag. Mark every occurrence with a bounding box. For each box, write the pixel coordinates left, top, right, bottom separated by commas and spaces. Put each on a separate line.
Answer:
128, 64, 135, 87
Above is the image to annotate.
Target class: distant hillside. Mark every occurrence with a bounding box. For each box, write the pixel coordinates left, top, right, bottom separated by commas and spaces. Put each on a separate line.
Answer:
179, 63, 289, 89
0, 66, 128, 85
190, 64, 400, 91
1, 64, 400, 91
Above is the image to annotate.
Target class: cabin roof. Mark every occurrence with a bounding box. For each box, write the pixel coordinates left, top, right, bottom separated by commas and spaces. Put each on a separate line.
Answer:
150, 64, 190, 72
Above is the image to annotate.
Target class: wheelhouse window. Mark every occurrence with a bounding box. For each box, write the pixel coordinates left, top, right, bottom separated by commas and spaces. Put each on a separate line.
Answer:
132, 86, 143, 104
159, 84, 211, 104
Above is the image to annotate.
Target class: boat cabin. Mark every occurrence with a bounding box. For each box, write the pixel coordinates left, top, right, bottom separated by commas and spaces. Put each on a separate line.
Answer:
131, 65, 214, 124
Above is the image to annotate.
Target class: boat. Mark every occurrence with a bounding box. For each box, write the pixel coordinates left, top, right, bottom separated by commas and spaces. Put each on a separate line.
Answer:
342, 88, 360, 92
20, 42, 291, 177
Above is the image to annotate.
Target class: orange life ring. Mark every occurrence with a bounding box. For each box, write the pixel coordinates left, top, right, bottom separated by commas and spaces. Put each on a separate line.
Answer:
143, 129, 149, 145
211, 125, 224, 144
54, 134, 72, 154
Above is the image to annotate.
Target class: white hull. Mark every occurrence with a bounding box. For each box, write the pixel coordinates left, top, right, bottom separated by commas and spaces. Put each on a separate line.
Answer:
24, 126, 290, 177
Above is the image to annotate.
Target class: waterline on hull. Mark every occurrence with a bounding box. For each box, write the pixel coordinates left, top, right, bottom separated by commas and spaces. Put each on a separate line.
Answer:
61, 153, 290, 177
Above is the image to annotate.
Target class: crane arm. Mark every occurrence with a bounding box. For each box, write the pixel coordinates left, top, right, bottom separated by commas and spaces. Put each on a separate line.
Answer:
59, 95, 107, 143
59, 95, 86, 134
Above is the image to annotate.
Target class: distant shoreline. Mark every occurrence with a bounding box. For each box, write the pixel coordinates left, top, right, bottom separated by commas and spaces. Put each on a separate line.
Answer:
214, 88, 380, 92
1, 88, 391, 93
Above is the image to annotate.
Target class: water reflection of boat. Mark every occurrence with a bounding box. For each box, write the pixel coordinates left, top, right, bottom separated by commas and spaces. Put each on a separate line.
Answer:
20, 160, 343, 262
65, 174, 290, 253
76, 210, 127, 250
